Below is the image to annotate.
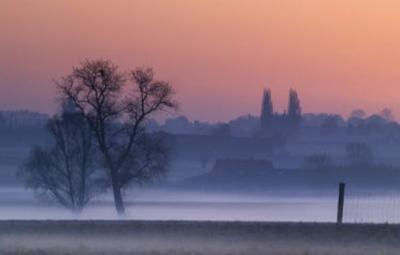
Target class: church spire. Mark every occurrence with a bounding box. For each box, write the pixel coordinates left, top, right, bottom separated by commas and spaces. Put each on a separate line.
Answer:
260, 88, 273, 133
261, 88, 273, 118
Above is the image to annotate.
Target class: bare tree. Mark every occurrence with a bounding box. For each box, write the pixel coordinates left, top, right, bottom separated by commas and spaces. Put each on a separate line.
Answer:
18, 108, 100, 213
57, 59, 177, 215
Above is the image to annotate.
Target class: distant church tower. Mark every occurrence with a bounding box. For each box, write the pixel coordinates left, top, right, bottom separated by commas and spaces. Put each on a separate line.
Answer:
288, 89, 301, 118
287, 89, 302, 131
260, 88, 273, 134
259, 88, 302, 137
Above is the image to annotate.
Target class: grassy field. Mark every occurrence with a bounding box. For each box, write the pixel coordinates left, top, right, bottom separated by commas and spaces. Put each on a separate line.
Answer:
1, 220, 400, 255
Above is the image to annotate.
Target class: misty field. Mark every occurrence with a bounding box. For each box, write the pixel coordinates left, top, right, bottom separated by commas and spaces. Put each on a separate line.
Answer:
1, 221, 400, 255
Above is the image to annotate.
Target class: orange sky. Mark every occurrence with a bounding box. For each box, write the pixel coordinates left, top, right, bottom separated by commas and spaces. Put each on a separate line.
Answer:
1, 0, 400, 121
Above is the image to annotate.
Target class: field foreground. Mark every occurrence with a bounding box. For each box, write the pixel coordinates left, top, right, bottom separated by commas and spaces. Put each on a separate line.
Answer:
1, 220, 400, 255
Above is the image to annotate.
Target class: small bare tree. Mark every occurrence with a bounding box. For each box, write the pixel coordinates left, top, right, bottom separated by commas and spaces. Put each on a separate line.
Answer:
18, 108, 100, 213
57, 59, 177, 215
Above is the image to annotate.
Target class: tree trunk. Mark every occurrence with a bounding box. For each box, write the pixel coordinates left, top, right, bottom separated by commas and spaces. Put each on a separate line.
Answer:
111, 176, 125, 215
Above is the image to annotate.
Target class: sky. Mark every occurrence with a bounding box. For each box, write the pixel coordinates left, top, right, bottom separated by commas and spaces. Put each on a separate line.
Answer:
1, 0, 400, 122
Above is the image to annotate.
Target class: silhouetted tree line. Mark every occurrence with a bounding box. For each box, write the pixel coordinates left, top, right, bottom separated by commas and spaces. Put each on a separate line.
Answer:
306, 108, 399, 137
18, 60, 177, 215
152, 108, 399, 140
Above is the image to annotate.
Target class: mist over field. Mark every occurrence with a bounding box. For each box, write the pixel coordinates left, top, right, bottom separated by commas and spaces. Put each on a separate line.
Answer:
0, 187, 339, 222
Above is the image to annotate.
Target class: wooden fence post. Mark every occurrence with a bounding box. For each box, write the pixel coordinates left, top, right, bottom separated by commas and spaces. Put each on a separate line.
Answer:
337, 182, 345, 224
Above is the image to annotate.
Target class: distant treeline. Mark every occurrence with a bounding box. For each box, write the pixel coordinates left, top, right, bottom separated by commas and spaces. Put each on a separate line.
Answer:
149, 110, 400, 139
2, 107, 398, 143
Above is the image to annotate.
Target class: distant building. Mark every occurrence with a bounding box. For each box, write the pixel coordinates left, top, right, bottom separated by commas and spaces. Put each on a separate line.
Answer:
260, 88, 302, 137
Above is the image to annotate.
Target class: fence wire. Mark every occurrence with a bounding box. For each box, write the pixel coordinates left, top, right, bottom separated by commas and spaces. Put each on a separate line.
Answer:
344, 188, 400, 223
